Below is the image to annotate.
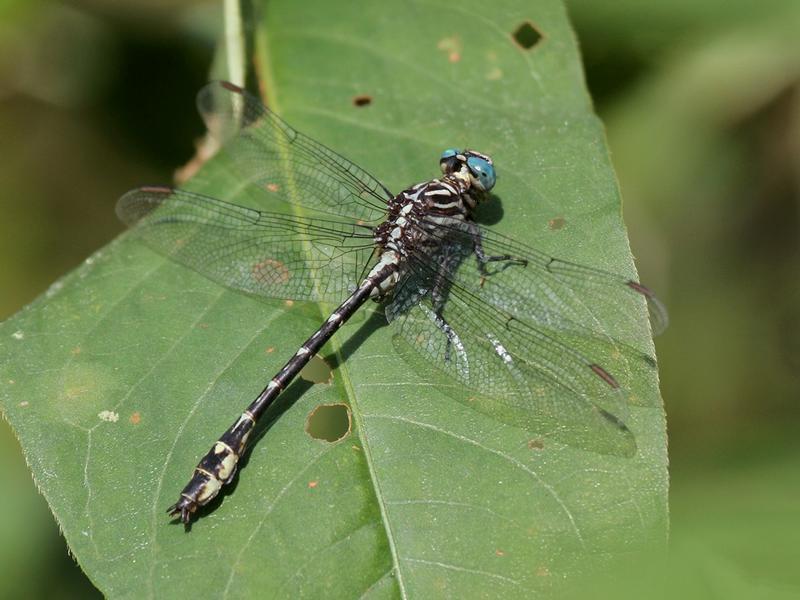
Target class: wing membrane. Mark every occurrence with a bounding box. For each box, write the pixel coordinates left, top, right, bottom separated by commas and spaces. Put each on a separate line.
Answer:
390, 252, 644, 455
117, 186, 376, 304
385, 218, 666, 455
195, 81, 392, 223
421, 218, 668, 336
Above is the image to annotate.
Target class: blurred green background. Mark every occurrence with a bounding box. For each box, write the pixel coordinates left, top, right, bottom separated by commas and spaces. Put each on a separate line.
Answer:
0, 0, 797, 597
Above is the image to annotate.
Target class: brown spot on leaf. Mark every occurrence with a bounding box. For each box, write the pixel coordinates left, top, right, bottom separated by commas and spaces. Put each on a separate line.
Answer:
265, 346, 275, 354
266, 182, 280, 192
352, 94, 373, 107
527, 439, 544, 450
437, 36, 462, 63
130, 412, 141, 425
548, 216, 565, 230
536, 565, 551, 577
308, 480, 318, 489
495, 549, 505, 557
251, 259, 290, 285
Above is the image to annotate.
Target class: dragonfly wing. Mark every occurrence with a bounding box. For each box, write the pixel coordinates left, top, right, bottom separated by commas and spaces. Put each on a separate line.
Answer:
117, 186, 377, 304
423, 219, 668, 337
387, 252, 638, 456
194, 81, 392, 223
385, 219, 666, 456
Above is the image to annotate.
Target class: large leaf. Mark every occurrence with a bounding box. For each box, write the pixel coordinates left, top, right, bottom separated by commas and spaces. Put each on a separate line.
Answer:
0, 0, 666, 596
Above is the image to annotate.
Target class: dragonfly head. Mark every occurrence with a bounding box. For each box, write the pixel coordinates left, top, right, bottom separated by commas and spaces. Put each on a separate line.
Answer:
439, 149, 496, 193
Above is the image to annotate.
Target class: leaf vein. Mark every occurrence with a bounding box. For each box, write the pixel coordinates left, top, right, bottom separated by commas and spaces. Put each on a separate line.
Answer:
365, 413, 585, 547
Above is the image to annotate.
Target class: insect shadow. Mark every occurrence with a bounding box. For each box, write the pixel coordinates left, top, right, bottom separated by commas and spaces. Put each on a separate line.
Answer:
182, 308, 387, 528
473, 192, 505, 226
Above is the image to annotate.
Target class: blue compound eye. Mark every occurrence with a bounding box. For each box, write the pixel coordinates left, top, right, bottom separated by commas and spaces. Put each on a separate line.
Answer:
466, 156, 496, 191
440, 148, 460, 160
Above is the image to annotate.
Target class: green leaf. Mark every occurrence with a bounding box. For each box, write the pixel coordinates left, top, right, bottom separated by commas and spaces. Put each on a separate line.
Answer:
0, 0, 666, 596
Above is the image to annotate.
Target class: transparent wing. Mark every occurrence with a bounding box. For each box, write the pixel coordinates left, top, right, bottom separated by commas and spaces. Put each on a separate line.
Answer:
195, 81, 392, 223
117, 186, 377, 304
388, 256, 641, 456
385, 220, 666, 456
423, 218, 668, 336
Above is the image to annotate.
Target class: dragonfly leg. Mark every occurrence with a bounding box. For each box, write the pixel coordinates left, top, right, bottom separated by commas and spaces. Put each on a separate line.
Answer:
431, 310, 462, 363
429, 257, 463, 362
470, 224, 528, 280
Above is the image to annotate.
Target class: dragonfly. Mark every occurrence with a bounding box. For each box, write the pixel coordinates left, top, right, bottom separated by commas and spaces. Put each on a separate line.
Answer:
117, 81, 667, 524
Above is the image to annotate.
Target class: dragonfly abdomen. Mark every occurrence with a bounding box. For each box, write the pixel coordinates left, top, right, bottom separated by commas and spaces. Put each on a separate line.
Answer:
167, 259, 399, 523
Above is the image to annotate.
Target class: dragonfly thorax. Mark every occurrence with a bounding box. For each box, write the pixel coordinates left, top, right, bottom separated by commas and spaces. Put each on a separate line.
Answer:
367, 174, 476, 300
376, 176, 472, 253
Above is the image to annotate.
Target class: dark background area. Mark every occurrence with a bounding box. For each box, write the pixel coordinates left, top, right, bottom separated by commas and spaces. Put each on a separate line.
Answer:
0, 1, 797, 596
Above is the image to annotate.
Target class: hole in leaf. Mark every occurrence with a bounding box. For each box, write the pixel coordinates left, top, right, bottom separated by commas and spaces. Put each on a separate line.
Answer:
299, 355, 333, 384
352, 94, 373, 107
305, 403, 351, 442
512, 21, 543, 50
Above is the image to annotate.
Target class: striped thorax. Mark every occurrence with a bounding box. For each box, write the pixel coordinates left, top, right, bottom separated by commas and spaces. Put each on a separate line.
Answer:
368, 149, 496, 300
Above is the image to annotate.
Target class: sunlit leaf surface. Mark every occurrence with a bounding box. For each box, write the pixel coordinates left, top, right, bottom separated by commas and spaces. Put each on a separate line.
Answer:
0, 0, 666, 596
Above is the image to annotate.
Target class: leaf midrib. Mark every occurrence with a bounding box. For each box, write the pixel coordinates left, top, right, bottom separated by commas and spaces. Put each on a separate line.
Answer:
254, 24, 408, 597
